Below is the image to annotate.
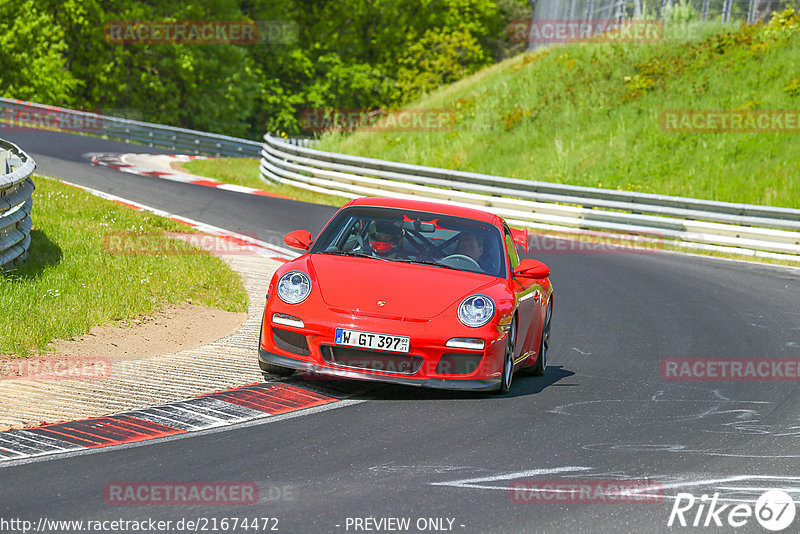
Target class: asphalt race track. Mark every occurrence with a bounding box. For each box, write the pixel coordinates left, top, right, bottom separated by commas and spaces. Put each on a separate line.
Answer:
1, 128, 799, 533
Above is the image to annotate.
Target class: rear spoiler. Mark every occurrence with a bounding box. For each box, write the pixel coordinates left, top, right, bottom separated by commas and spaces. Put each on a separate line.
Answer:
510, 228, 529, 253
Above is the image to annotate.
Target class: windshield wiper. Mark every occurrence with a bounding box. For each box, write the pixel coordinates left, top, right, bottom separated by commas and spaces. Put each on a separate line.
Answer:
319, 250, 390, 261
399, 259, 460, 270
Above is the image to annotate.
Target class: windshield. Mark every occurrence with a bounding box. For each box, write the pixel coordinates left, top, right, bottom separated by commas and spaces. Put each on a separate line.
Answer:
309, 206, 506, 278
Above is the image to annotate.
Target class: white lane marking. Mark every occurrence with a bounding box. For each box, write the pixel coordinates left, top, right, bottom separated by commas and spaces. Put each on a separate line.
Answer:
175, 396, 264, 422
431, 469, 800, 503
130, 404, 230, 431
124, 398, 267, 432
700, 420, 800, 436
122, 409, 204, 431
12, 431, 82, 451
0, 434, 66, 452
655, 476, 800, 503
571, 347, 591, 355
217, 183, 259, 194
581, 441, 800, 458
0, 436, 49, 456
548, 398, 769, 421
369, 465, 476, 475
429, 467, 593, 490
0, 448, 25, 459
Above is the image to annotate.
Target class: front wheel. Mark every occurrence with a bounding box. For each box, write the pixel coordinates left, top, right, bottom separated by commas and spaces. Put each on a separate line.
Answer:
497, 318, 516, 394
531, 299, 552, 376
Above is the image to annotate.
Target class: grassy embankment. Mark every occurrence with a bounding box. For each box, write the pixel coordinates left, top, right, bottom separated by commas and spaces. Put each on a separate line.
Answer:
0, 177, 248, 356
187, 15, 800, 210
318, 14, 800, 208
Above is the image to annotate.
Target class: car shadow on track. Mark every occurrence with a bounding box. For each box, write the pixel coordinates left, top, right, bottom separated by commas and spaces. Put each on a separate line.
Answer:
505, 365, 575, 398
282, 365, 575, 402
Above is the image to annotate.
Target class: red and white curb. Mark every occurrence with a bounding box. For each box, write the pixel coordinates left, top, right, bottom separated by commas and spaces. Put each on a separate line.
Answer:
57, 177, 298, 262
0, 178, 352, 464
86, 152, 289, 199
0, 382, 337, 462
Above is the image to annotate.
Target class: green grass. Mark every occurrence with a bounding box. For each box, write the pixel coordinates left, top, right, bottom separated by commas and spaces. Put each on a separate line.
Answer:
317, 14, 800, 209
0, 177, 248, 356
181, 157, 350, 208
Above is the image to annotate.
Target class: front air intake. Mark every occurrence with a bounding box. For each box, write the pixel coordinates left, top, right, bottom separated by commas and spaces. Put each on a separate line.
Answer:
435, 353, 482, 375
321, 346, 423, 375
273, 328, 310, 356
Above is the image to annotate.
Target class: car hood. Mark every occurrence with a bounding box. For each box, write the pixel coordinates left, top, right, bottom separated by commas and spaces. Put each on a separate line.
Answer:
309, 254, 496, 319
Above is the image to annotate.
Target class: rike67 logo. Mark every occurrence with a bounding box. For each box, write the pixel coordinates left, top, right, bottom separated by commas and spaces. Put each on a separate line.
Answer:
668, 490, 796, 531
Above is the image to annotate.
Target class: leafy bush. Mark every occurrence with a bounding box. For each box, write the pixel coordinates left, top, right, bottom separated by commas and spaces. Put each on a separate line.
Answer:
0, 0, 528, 138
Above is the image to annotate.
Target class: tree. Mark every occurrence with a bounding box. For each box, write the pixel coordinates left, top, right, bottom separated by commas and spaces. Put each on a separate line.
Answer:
0, 0, 78, 104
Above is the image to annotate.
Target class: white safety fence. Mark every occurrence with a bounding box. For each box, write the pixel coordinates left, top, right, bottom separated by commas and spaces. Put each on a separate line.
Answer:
259, 134, 800, 262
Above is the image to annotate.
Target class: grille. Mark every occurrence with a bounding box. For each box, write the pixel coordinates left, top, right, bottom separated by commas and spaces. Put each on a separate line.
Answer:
435, 353, 483, 375
272, 328, 310, 356
322, 346, 423, 375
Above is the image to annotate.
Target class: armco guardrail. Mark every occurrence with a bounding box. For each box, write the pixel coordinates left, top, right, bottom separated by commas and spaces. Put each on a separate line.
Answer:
260, 134, 800, 261
0, 138, 35, 269
0, 97, 317, 158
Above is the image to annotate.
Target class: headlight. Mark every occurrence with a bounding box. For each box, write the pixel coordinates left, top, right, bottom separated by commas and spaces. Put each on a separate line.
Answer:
276, 270, 312, 304
458, 294, 495, 327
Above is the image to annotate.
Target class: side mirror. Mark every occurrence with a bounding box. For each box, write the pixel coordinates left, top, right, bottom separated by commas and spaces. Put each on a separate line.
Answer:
515, 258, 550, 279
284, 230, 312, 250
510, 228, 529, 252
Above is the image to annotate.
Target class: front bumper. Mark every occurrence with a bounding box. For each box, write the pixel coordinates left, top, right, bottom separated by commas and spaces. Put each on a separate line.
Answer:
259, 347, 501, 391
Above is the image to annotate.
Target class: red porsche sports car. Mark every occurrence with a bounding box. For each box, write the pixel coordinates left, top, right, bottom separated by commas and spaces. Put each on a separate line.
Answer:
258, 197, 553, 393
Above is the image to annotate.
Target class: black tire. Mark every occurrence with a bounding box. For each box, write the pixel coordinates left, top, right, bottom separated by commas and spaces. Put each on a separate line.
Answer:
258, 318, 295, 378
531, 299, 552, 377
497, 317, 516, 394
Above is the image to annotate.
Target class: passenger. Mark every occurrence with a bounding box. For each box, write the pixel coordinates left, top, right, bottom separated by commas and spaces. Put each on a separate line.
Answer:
456, 231, 502, 275
455, 232, 484, 262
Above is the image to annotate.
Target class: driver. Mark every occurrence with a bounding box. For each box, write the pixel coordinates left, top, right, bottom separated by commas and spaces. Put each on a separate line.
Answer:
367, 220, 406, 258
455, 232, 484, 263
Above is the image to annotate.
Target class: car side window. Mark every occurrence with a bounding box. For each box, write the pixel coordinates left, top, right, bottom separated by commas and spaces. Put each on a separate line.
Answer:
504, 227, 520, 270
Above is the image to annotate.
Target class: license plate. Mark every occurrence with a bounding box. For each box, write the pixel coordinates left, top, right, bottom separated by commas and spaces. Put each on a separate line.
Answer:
334, 328, 410, 353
